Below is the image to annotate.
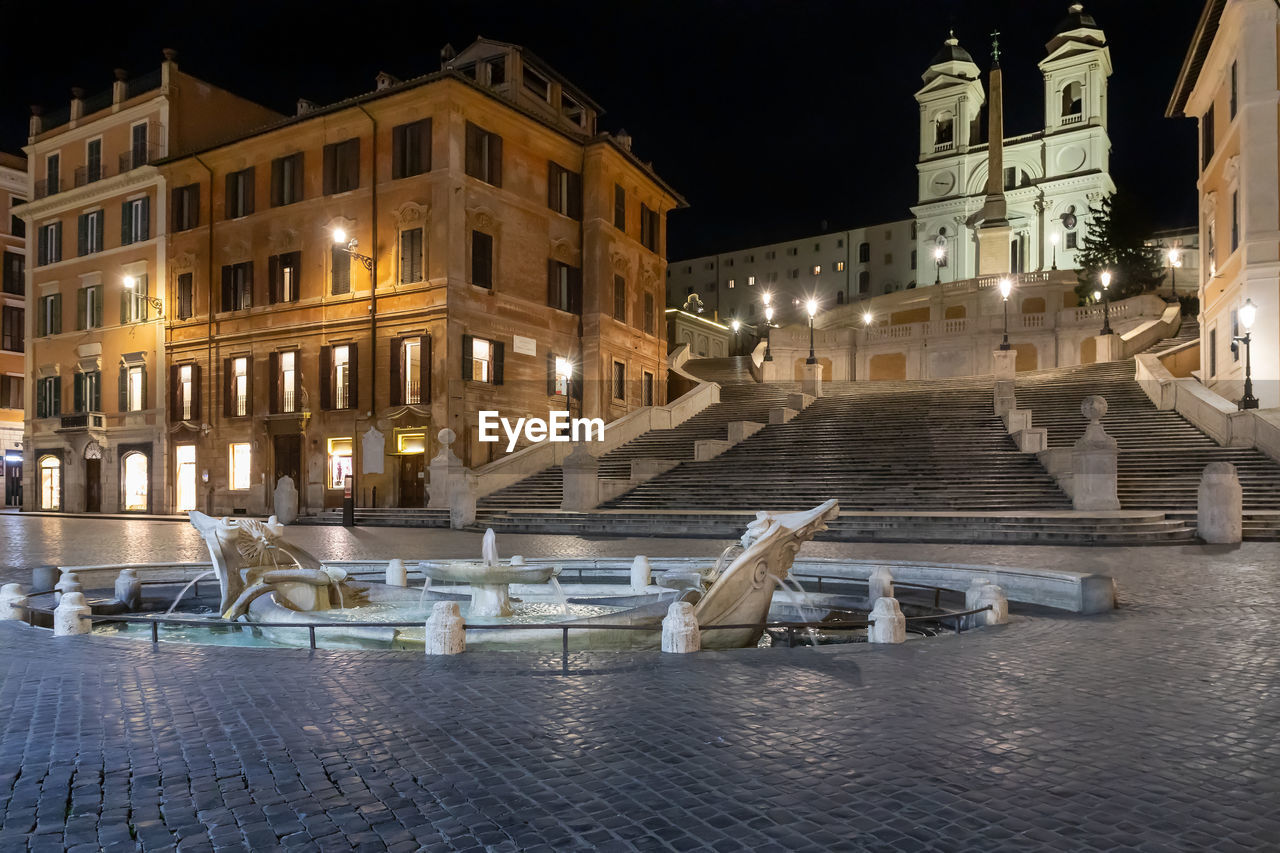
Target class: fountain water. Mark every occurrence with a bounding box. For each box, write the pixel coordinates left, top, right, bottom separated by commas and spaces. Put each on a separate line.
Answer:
165, 570, 216, 616
547, 576, 570, 617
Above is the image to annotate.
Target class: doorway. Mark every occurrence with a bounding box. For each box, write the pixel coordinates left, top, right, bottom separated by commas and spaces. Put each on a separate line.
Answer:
175, 445, 197, 512
122, 451, 149, 512
399, 454, 425, 507
273, 434, 302, 495
85, 458, 101, 513
3, 453, 20, 506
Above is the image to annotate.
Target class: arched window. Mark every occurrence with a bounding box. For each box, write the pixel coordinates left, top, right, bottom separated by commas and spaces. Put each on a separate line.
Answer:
858, 270, 871, 294
934, 112, 954, 146
1061, 82, 1083, 119
858, 242, 870, 263
122, 451, 148, 512
39, 455, 61, 511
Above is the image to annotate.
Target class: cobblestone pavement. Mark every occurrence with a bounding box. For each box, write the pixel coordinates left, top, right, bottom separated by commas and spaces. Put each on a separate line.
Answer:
0, 515, 1278, 851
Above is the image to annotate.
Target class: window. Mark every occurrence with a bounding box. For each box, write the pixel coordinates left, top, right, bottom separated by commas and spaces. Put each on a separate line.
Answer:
487, 57, 506, 85
614, 275, 626, 322
1230, 61, 1238, 120
270, 153, 304, 206
77, 210, 104, 255
392, 118, 432, 179
562, 93, 585, 126
550, 354, 572, 397
935, 113, 954, 145
858, 270, 870, 294
74, 370, 101, 413
322, 247, 350, 298
1231, 309, 1240, 363
324, 344, 356, 409
611, 361, 625, 402
399, 228, 424, 284
789, 269, 799, 280
548, 261, 582, 313
393, 337, 426, 405
1231, 190, 1240, 252
2, 251, 22, 294
728, 279, 735, 289
177, 273, 194, 320
614, 185, 626, 230
274, 351, 298, 413
121, 274, 151, 323
39, 293, 61, 336
229, 443, 251, 491
462, 335, 503, 384
524, 67, 550, 101
10, 206, 25, 238
748, 275, 756, 285
705, 262, 715, 270
323, 138, 360, 194
835, 261, 845, 272
121, 451, 148, 512
44, 153, 60, 196
1065, 231, 1078, 250
812, 265, 821, 276
172, 183, 200, 230
36, 377, 61, 418
910, 249, 917, 270
76, 139, 96, 182
1202, 104, 1215, 170
0, 375, 22, 409
39, 456, 60, 510
765, 251, 776, 260
228, 356, 249, 417
225, 168, 254, 219
1209, 327, 1217, 377
77, 285, 103, 330
37, 222, 62, 266
129, 122, 149, 169
471, 231, 493, 288
786, 247, 798, 257
175, 445, 197, 512
548, 162, 583, 219
1, 306, 21, 351
644, 293, 655, 335
121, 197, 150, 244
1061, 81, 1082, 118
268, 252, 300, 303
640, 204, 660, 251
642, 371, 654, 406
464, 122, 502, 187
174, 363, 197, 420
122, 363, 146, 412
814, 242, 821, 252
858, 242, 870, 263
327, 438, 352, 489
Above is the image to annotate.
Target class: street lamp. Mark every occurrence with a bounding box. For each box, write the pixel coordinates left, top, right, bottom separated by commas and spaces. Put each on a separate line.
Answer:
730, 319, 740, 356
1167, 248, 1182, 300
933, 245, 945, 285
863, 310, 873, 326
331, 227, 374, 271
1099, 270, 1113, 335
806, 298, 819, 364
1049, 232, 1059, 270
998, 277, 1012, 350
762, 296, 774, 362
123, 275, 164, 317
1235, 298, 1259, 409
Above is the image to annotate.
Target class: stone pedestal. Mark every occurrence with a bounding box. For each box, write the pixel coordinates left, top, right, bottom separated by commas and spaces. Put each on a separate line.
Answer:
428, 428, 467, 509
54, 592, 91, 636
425, 601, 466, 655
1198, 462, 1243, 544
801, 362, 823, 398
991, 349, 1017, 380
114, 569, 141, 610
661, 601, 701, 653
630, 555, 652, 591
54, 572, 82, 606
31, 566, 57, 593
273, 476, 299, 524
561, 442, 601, 511
868, 567, 894, 604
868, 597, 906, 644
975, 584, 1009, 626
0, 584, 28, 620
994, 380, 1015, 417
1095, 333, 1123, 363
386, 559, 408, 587
1072, 396, 1119, 511
965, 578, 991, 610
449, 471, 477, 530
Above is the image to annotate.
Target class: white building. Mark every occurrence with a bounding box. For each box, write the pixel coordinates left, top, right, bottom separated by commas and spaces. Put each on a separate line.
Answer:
911, 5, 1115, 279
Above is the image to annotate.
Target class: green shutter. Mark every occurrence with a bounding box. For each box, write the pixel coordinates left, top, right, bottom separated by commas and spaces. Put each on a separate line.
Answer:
121, 201, 132, 245
52, 293, 61, 334
118, 364, 128, 412
93, 286, 103, 328
461, 334, 473, 381
77, 287, 87, 330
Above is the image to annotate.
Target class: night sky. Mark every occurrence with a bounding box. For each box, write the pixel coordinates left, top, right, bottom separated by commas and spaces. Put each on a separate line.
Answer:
1, 0, 1205, 260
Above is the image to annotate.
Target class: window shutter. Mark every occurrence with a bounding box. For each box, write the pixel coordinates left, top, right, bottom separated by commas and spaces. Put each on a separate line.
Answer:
222, 358, 232, 417
220, 266, 232, 312
77, 287, 87, 330
244, 262, 254, 309
421, 119, 432, 172
192, 364, 202, 419
271, 161, 282, 207
171, 187, 182, 229
53, 223, 61, 262
169, 364, 178, 418
319, 346, 332, 409
290, 355, 299, 412
547, 352, 555, 396
52, 293, 61, 334
121, 201, 133, 245
118, 364, 128, 413
36, 379, 45, 418
389, 337, 403, 406
569, 266, 583, 315
141, 364, 148, 411
465, 123, 481, 177
94, 287, 103, 328
547, 260, 557, 307
37, 300, 46, 337
323, 143, 336, 194
347, 343, 359, 410
461, 334, 473, 381
74, 373, 84, 412
244, 356, 253, 417
77, 215, 88, 256
568, 170, 583, 220
121, 282, 131, 323
244, 169, 255, 215
37, 226, 47, 266
420, 334, 431, 402
95, 213, 104, 252
392, 125, 405, 180
269, 351, 279, 413
52, 376, 60, 415
268, 255, 280, 304
224, 173, 235, 218
399, 234, 411, 284
488, 134, 502, 187
493, 341, 504, 385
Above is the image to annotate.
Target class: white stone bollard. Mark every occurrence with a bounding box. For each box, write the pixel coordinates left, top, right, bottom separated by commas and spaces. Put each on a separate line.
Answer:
965, 577, 992, 611
424, 601, 466, 655
1198, 462, 1243, 544
386, 559, 408, 587
0, 584, 28, 620
991, 349, 1017, 380
867, 597, 906, 644
274, 475, 300, 525
54, 572, 82, 606
801, 362, 824, 399
114, 569, 141, 610
975, 584, 1009, 626
54, 592, 92, 637
661, 601, 701, 653
509, 555, 525, 566
1072, 396, 1120, 511
631, 555, 652, 591
867, 567, 894, 604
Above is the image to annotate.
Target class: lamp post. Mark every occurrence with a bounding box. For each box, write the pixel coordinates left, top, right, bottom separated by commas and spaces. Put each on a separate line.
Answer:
998, 277, 1012, 350
762, 294, 774, 362
933, 245, 945, 285
330, 227, 373, 526
331, 228, 374, 272
1099, 270, 1113, 335
806, 298, 818, 364
123, 275, 164, 318
1049, 232, 1059, 270
1235, 298, 1259, 410
1167, 248, 1182, 301
730, 319, 740, 356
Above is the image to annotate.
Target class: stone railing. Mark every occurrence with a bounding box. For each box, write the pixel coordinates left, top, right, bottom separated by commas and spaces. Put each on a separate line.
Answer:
1134, 354, 1268, 453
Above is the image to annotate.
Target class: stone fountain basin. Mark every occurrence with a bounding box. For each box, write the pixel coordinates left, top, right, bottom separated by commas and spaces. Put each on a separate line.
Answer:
418, 560, 560, 586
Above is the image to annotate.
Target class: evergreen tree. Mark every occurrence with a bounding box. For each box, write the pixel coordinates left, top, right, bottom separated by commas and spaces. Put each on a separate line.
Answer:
1073, 194, 1165, 302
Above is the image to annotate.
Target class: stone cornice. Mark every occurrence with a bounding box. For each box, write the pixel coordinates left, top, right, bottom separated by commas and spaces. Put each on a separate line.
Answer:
12, 166, 160, 222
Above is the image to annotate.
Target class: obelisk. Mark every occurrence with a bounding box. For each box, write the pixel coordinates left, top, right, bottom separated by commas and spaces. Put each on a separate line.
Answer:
977, 30, 1012, 276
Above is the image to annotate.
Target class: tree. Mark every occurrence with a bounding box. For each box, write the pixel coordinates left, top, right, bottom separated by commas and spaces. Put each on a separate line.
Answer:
1073, 194, 1165, 302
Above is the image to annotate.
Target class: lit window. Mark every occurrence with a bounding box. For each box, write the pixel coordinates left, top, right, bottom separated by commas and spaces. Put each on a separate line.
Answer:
727, 279, 735, 289
229, 443, 251, 490
175, 445, 197, 512
554, 356, 572, 396
748, 275, 755, 286
280, 352, 296, 413
232, 357, 248, 416
397, 432, 426, 454
812, 265, 821, 276
179, 365, 193, 420
472, 338, 492, 383
122, 452, 148, 512
403, 339, 420, 404
39, 455, 61, 510
333, 345, 350, 408
127, 365, 145, 412
328, 438, 353, 489
835, 262, 845, 272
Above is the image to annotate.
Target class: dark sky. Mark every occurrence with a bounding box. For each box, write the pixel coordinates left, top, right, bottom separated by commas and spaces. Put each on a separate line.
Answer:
2, 0, 1204, 260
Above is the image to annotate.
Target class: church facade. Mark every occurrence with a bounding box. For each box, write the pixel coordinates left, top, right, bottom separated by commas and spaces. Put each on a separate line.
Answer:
911, 5, 1115, 281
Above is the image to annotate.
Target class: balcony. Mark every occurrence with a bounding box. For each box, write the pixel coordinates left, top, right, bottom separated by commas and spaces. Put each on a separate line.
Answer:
1061, 113, 1083, 126
119, 142, 163, 173
74, 163, 107, 187
57, 412, 105, 432
33, 178, 62, 200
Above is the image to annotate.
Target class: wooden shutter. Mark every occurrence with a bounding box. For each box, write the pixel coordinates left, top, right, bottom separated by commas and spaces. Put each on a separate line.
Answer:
461, 335, 473, 381
243, 169, 255, 215
52, 376, 61, 415
77, 287, 87, 330
472, 232, 491, 288
420, 335, 431, 402
172, 187, 183, 228
465, 123, 481, 178
93, 287, 103, 328
73, 373, 84, 412
242, 356, 253, 417
268, 255, 280, 304
35, 379, 45, 418
420, 118, 432, 172
94, 213, 104, 252
569, 266, 583, 315
389, 337, 403, 406
121, 201, 133, 244
319, 346, 332, 409
77, 215, 88, 256
118, 364, 128, 412
270, 160, 282, 207
392, 125, 406, 180
347, 343, 359, 410
568, 170, 583, 220
37, 298, 46, 337
221, 358, 232, 417
322, 143, 336, 195
548, 162, 562, 211
493, 341, 504, 385
614, 185, 625, 230
169, 364, 178, 419
224, 173, 235, 218
37, 226, 46, 266
53, 223, 61, 262
268, 351, 279, 413
488, 133, 502, 187
243, 262, 254, 309
399, 234, 411, 284
139, 198, 150, 241
221, 265, 233, 312
547, 260, 558, 308
192, 364, 202, 420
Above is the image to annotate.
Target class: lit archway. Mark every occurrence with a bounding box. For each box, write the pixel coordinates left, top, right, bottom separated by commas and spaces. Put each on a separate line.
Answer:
122, 451, 149, 512
38, 455, 61, 510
